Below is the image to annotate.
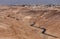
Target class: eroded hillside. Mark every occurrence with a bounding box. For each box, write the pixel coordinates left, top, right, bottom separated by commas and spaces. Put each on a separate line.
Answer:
0, 5, 60, 39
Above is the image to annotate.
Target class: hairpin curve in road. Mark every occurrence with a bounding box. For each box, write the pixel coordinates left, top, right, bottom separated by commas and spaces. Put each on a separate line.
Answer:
30, 22, 58, 38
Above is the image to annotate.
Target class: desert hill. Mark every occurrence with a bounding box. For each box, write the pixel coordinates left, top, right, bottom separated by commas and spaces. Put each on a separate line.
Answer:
0, 5, 60, 39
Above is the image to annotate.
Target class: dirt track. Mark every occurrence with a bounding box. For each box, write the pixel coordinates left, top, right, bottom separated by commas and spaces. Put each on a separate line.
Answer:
0, 5, 60, 39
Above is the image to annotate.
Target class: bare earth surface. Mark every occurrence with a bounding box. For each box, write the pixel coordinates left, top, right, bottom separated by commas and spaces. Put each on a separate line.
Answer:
0, 5, 60, 39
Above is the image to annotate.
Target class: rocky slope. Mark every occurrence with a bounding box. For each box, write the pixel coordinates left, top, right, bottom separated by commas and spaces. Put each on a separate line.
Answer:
0, 5, 60, 39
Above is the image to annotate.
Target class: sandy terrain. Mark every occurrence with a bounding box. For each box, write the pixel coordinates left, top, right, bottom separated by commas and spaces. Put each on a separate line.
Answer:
0, 5, 60, 39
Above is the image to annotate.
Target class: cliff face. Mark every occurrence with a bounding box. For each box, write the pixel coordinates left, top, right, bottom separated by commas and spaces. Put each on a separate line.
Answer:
0, 5, 60, 39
